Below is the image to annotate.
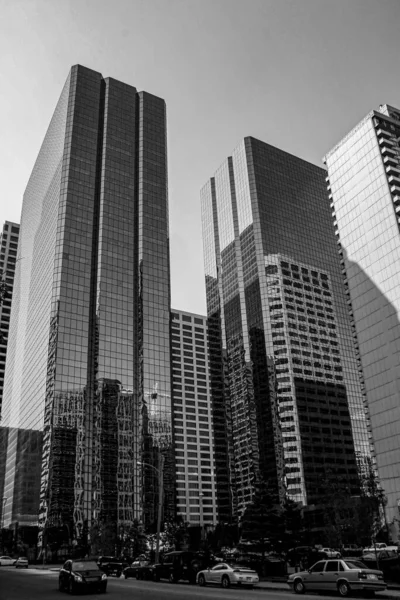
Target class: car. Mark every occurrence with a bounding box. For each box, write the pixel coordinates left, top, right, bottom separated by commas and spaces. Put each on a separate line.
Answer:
287, 558, 386, 597
321, 547, 341, 558
151, 551, 207, 584
364, 543, 399, 553
123, 559, 150, 579
196, 562, 259, 588
97, 555, 126, 577
0, 556, 16, 566
58, 559, 107, 594
15, 557, 28, 569
341, 544, 363, 557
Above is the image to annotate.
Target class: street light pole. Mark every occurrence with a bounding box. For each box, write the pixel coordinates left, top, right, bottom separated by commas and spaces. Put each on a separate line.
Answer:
138, 455, 165, 564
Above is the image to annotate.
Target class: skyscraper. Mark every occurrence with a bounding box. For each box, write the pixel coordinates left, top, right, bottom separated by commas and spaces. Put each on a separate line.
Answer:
325, 104, 400, 528
0, 221, 19, 415
1, 65, 173, 548
170, 309, 218, 530
201, 137, 372, 519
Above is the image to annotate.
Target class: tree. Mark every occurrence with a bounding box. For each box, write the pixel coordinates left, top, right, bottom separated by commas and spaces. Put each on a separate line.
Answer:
240, 479, 284, 560
90, 521, 117, 557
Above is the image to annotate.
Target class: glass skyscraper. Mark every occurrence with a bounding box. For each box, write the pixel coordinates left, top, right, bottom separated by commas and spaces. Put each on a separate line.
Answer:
325, 104, 400, 531
1, 65, 173, 548
201, 137, 372, 519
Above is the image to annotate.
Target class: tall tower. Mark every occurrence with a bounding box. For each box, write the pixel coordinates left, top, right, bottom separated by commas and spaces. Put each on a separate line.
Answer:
0, 221, 19, 415
1, 65, 173, 545
325, 104, 400, 527
170, 309, 218, 530
201, 137, 372, 519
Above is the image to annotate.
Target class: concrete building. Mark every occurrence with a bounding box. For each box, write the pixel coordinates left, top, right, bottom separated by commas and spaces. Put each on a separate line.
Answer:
325, 104, 400, 529
0, 221, 19, 416
170, 309, 218, 531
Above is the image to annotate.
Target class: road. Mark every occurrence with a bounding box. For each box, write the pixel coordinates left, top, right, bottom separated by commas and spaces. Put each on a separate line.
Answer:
0, 566, 293, 600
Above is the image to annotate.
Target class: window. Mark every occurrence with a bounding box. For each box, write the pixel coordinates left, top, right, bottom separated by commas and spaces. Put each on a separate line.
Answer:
325, 561, 339, 572
310, 562, 326, 573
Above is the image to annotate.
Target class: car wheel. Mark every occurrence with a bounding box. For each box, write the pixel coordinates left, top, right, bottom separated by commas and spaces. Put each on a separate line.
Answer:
124, 574, 128, 579
198, 574, 206, 587
338, 581, 350, 597
58, 578, 64, 592
294, 579, 306, 594
99, 584, 107, 594
153, 573, 160, 582
221, 575, 231, 588
136, 572, 140, 580
169, 572, 177, 583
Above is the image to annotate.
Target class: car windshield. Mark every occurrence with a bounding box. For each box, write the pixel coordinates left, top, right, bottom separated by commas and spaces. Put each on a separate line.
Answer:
231, 564, 253, 571
344, 560, 368, 569
72, 561, 99, 571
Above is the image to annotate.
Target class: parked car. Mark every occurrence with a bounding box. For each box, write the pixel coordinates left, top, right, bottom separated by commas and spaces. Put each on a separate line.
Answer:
362, 549, 400, 579
15, 557, 28, 569
321, 547, 342, 558
97, 555, 127, 577
151, 551, 207, 583
123, 559, 150, 579
341, 544, 363, 557
288, 558, 386, 597
0, 556, 16, 566
58, 559, 107, 594
197, 562, 259, 588
363, 543, 399, 553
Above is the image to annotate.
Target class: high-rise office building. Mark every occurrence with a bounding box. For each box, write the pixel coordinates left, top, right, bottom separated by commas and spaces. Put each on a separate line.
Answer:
0, 221, 19, 415
170, 309, 218, 530
1, 65, 173, 547
325, 104, 400, 527
201, 137, 372, 519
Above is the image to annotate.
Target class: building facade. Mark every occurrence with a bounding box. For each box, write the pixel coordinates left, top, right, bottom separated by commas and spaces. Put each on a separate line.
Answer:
201, 137, 373, 519
1, 65, 173, 547
325, 104, 400, 528
0, 221, 19, 416
170, 309, 218, 530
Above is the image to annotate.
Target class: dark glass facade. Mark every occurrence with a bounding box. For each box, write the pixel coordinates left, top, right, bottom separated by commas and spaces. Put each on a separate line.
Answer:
201, 137, 372, 518
1, 65, 173, 545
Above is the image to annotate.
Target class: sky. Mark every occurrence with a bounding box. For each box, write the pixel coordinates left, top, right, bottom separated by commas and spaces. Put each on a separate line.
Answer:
1, 0, 400, 315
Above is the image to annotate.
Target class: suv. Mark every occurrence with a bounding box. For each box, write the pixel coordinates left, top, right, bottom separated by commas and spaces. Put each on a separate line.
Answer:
153, 551, 207, 584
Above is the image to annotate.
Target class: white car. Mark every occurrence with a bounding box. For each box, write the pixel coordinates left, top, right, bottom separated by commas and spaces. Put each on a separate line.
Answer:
322, 548, 341, 558
0, 556, 16, 566
196, 562, 259, 588
15, 557, 29, 569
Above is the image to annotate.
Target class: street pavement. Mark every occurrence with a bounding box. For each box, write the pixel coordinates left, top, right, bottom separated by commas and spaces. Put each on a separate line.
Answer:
2, 565, 400, 600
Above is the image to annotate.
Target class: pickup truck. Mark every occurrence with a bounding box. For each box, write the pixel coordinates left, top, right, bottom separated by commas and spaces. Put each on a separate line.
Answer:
363, 543, 399, 554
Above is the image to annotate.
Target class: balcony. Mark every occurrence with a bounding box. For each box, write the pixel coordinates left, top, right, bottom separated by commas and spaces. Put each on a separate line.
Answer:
376, 128, 392, 138
383, 154, 397, 165
379, 138, 395, 150
386, 164, 400, 176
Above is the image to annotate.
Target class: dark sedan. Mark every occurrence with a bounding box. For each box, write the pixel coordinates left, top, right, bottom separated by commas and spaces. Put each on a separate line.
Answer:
59, 559, 107, 594
123, 559, 150, 579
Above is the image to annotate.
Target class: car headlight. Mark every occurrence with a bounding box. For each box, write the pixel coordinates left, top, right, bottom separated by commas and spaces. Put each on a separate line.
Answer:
101, 573, 107, 580
74, 575, 83, 582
